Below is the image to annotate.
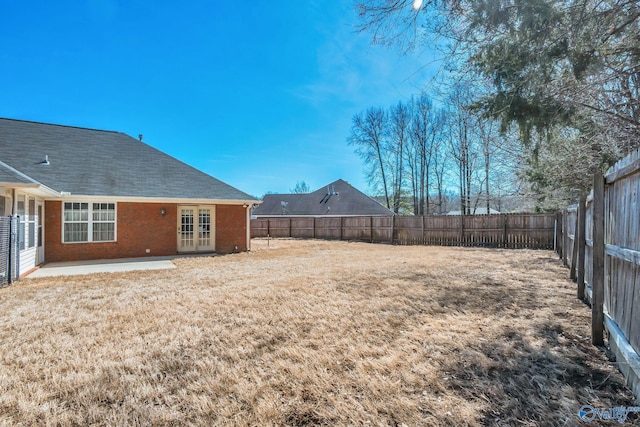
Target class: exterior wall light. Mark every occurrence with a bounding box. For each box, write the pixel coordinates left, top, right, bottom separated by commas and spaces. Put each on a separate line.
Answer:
160, 209, 166, 216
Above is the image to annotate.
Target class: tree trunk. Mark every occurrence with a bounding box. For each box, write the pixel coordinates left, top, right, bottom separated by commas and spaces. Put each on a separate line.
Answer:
376, 142, 390, 209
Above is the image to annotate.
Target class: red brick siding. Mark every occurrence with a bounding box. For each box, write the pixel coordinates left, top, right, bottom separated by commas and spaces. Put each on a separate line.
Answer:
216, 204, 248, 253
45, 201, 178, 262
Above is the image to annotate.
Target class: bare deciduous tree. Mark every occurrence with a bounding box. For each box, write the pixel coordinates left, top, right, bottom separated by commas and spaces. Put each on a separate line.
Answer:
388, 101, 411, 214
349, 107, 391, 209
409, 94, 438, 214
354, 0, 640, 206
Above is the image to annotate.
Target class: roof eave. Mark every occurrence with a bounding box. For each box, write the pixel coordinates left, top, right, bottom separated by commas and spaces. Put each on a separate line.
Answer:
47, 194, 262, 205
0, 182, 62, 198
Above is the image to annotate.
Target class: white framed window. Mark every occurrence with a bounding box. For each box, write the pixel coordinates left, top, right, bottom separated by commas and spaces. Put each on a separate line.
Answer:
63, 202, 116, 243
28, 197, 36, 248
17, 195, 25, 250
92, 203, 116, 242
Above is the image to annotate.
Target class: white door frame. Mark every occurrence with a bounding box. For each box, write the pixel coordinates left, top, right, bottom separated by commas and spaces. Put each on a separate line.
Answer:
36, 201, 44, 265
177, 205, 215, 253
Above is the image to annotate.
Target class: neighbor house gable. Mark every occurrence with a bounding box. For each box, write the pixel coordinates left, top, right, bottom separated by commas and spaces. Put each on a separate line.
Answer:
253, 179, 393, 217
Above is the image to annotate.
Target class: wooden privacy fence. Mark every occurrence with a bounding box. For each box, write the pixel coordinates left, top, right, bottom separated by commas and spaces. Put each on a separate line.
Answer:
251, 214, 556, 249
558, 148, 640, 401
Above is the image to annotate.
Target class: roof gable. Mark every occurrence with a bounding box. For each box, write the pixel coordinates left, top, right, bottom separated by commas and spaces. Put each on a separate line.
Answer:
254, 179, 393, 216
0, 118, 257, 201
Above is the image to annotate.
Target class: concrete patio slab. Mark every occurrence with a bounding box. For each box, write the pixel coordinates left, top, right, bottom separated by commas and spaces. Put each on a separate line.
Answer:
27, 255, 180, 278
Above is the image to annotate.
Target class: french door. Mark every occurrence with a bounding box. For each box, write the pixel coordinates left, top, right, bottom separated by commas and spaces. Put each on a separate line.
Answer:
177, 206, 215, 252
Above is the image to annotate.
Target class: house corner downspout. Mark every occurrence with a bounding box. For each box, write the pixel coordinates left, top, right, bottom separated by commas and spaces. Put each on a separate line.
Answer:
245, 203, 252, 251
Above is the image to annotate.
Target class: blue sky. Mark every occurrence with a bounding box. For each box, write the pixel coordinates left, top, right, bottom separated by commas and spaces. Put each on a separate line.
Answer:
0, 0, 436, 197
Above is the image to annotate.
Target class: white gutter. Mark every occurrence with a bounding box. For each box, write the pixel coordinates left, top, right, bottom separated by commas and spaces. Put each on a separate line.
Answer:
48, 194, 262, 205
0, 160, 63, 197
0, 160, 261, 205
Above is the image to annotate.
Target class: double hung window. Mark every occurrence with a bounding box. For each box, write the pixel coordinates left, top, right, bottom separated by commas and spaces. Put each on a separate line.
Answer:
28, 198, 36, 248
63, 202, 116, 243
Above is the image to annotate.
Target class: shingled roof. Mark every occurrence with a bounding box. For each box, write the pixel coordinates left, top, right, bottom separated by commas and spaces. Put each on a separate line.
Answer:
0, 160, 40, 185
0, 118, 257, 201
253, 179, 393, 216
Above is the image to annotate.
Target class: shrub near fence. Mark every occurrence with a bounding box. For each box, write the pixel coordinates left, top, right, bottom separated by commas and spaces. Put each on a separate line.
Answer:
251, 213, 556, 249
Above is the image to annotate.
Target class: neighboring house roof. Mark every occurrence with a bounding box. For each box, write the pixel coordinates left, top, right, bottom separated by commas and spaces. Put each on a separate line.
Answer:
0, 118, 257, 201
446, 207, 501, 215
253, 179, 393, 216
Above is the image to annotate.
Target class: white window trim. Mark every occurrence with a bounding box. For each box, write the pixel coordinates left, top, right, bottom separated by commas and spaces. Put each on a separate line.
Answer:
16, 193, 26, 251
61, 202, 118, 244
27, 196, 36, 249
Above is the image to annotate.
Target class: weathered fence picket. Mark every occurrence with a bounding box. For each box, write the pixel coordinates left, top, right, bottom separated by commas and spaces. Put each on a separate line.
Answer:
252, 213, 556, 249
558, 147, 640, 401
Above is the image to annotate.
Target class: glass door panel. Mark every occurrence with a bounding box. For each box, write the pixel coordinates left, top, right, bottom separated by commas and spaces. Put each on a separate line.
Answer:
179, 208, 195, 252
178, 206, 214, 252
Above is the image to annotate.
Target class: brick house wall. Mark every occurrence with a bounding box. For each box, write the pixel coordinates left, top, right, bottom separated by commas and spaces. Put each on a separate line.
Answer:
216, 204, 248, 253
45, 201, 249, 262
45, 201, 178, 262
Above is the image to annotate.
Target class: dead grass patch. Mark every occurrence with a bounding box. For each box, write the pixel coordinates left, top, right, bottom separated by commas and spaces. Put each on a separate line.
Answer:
0, 238, 636, 426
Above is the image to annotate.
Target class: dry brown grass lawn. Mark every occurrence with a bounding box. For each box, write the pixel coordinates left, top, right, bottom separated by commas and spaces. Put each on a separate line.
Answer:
0, 239, 636, 426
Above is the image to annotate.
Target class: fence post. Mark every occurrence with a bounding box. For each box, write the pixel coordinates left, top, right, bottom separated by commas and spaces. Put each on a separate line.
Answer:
289, 218, 292, 238
460, 215, 465, 246
592, 172, 605, 346
340, 216, 344, 241
553, 214, 557, 252
5, 217, 12, 285
313, 217, 316, 239
562, 210, 568, 267
422, 215, 425, 245
9, 216, 18, 282
577, 195, 587, 300
502, 215, 508, 248
369, 216, 373, 243
555, 211, 562, 257
391, 215, 395, 244
570, 210, 579, 280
